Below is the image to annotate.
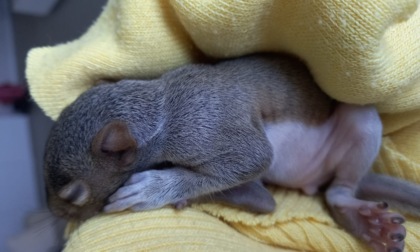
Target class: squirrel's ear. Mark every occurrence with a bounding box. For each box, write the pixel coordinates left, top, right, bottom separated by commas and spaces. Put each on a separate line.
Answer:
92, 121, 137, 167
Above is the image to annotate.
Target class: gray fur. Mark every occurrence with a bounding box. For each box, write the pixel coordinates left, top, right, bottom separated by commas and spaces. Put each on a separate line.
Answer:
46, 54, 328, 219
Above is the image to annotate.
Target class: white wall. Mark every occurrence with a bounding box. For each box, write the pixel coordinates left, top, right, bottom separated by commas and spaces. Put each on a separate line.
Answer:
0, 116, 40, 252
0, 1, 41, 251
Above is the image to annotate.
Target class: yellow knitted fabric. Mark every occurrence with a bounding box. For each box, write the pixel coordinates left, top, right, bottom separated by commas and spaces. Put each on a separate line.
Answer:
25, 0, 420, 251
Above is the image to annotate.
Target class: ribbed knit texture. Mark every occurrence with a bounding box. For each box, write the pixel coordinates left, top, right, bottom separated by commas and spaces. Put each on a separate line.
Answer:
64, 188, 420, 251
64, 208, 285, 252
25, 0, 420, 251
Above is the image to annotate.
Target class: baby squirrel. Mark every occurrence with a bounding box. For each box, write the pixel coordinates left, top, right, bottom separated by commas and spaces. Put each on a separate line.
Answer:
44, 54, 420, 252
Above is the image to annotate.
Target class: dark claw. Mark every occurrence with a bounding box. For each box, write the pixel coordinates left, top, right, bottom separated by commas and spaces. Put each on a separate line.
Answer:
391, 217, 405, 224
388, 248, 402, 252
377, 202, 389, 209
390, 233, 405, 242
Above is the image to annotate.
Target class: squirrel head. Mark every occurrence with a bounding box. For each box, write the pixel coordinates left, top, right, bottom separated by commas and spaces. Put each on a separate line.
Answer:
44, 119, 138, 221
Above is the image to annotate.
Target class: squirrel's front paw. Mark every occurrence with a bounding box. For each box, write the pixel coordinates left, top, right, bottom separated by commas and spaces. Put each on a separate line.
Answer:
104, 170, 179, 213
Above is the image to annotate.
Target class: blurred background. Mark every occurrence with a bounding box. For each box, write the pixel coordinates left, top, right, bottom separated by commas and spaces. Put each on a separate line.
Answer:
0, 0, 106, 251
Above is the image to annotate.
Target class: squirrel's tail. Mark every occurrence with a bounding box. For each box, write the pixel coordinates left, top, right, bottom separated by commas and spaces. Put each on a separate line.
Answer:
357, 173, 420, 217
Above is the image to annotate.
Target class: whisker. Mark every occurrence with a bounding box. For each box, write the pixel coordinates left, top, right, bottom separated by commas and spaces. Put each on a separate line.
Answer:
29, 212, 57, 226
33, 218, 61, 236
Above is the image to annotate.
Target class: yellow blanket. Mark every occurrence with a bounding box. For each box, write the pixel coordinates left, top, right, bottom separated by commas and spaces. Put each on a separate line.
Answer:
26, 0, 420, 251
